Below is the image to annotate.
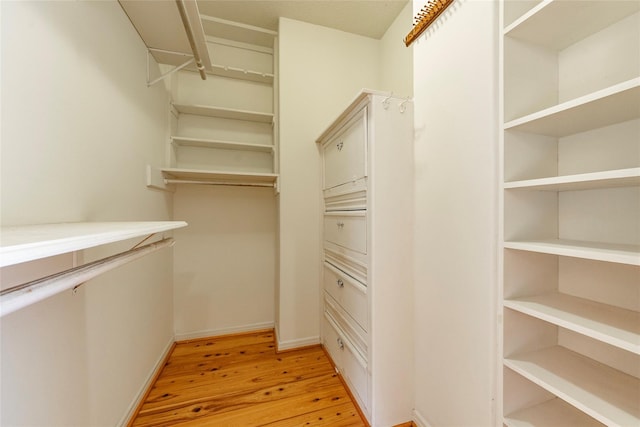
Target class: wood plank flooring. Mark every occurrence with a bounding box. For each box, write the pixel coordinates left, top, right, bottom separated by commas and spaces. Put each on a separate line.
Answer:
129, 330, 368, 427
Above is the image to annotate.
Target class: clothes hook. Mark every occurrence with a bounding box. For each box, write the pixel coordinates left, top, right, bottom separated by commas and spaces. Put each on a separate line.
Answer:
382, 92, 393, 110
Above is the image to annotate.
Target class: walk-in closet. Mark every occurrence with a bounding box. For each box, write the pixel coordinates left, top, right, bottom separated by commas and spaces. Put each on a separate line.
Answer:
1, 1, 638, 426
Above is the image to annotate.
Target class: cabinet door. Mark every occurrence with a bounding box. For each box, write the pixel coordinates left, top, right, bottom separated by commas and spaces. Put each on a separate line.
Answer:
323, 108, 367, 190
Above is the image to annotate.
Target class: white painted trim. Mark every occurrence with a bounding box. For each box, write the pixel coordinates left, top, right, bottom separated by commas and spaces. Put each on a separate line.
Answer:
413, 409, 433, 427
275, 332, 321, 351
174, 321, 275, 342
118, 336, 175, 427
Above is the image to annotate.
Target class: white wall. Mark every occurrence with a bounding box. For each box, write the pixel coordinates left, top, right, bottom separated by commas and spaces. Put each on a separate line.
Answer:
412, 0, 498, 425
276, 18, 381, 348
0, 1, 173, 425
380, 1, 414, 99
172, 185, 276, 340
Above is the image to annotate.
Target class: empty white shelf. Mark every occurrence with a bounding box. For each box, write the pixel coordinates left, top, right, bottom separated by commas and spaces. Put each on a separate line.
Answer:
161, 167, 278, 184
504, 168, 640, 191
0, 221, 187, 267
171, 136, 274, 153
505, 398, 604, 427
504, 239, 640, 266
504, 293, 640, 354
504, 0, 640, 50
172, 103, 273, 123
504, 346, 640, 427
504, 78, 640, 137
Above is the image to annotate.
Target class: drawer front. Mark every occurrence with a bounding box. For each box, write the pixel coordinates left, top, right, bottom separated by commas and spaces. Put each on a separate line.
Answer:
325, 293, 367, 357
323, 108, 367, 190
324, 212, 366, 254
322, 316, 343, 370
324, 246, 367, 286
324, 312, 369, 412
323, 262, 368, 331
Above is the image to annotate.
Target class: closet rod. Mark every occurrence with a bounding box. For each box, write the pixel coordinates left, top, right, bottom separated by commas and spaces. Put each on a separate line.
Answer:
164, 179, 275, 188
0, 238, 174, 317
175, 0, 207, 80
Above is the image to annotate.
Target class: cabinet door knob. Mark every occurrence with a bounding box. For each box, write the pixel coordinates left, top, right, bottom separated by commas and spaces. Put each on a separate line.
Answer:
337, 141, 344, 151
337, 279, 344, 288
337, 337, 344, 349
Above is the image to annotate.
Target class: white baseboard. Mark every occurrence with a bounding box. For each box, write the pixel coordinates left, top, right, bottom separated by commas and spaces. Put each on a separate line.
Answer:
413, 409, 433, 427
118, 336, 174, 427
174, 321, 275, 342
275, 330, 320, 351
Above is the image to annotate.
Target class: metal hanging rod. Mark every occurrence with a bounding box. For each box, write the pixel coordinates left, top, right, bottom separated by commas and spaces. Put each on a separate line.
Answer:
175, 0, 207, 80
0, 238, 174, 317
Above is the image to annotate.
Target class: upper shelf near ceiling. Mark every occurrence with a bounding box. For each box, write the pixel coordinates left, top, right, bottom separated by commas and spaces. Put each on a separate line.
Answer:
118, 0, 276, 83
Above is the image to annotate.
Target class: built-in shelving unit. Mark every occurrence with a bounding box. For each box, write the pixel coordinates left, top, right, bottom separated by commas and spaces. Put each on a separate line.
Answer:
162, 14, 278, 190
119, 2, 279, 191
500, 0, 640, 425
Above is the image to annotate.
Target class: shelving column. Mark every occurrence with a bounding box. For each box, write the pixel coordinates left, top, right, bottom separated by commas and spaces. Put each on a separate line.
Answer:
499, 1, 640, 426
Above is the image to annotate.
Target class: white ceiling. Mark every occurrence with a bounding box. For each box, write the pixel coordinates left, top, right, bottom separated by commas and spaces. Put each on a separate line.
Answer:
195, 0, 409, 39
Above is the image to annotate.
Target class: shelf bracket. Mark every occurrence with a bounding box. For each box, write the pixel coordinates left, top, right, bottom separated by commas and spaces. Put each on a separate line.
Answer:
146, 49, 195, 87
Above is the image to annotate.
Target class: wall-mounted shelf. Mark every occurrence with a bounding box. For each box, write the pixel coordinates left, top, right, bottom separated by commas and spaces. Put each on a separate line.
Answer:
503, 239, 640, 266
0, 221, 187, 268
504, 78, 640, 137
504, 293, 640, 354
199, 14, 277, 48
504, 0, 640, 49
504, 346, 640, 426
505, 398, 604, 427
504, 168, 640, 191
1, 221, 187, 317
161, 167, 278, 188
172, 103, 273, 123
171, 136, 274, 153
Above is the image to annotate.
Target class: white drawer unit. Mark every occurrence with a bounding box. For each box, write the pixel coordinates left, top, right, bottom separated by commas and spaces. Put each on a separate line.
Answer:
323, 261, 367, 331
323, 211, 366, 254
317, 90, 414, 426
322, 108, 367, 190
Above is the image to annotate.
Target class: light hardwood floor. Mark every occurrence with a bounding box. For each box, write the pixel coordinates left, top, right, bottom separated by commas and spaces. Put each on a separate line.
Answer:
129, 329, 368, 426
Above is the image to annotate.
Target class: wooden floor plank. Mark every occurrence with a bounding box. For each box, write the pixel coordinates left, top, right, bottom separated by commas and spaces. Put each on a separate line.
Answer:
129, 330, 368, 427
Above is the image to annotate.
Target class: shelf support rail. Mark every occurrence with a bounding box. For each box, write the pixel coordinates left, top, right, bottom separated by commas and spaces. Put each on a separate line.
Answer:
0, 238, 175, 317
147, 49, 195, 87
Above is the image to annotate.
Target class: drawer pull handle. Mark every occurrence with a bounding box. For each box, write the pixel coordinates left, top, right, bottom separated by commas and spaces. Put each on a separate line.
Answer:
337, 221, 344, 228
337, 337, 344, 349
337, 141, 344, 151
337, 279, 344, 288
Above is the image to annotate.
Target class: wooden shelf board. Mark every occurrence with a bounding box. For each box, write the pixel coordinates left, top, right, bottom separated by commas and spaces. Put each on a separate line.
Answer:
504, 346, 640, 426
161, 167, 278, 183
171, 136, 274, 153
503, 239, 640, 266
0, 221, 187, 268
504, 168, 640, 191
505, 397, 604, 427
504, 78, 640, 137
505, 0, 640, 50
172, 103, 273, 123
504, 293, 640, 355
